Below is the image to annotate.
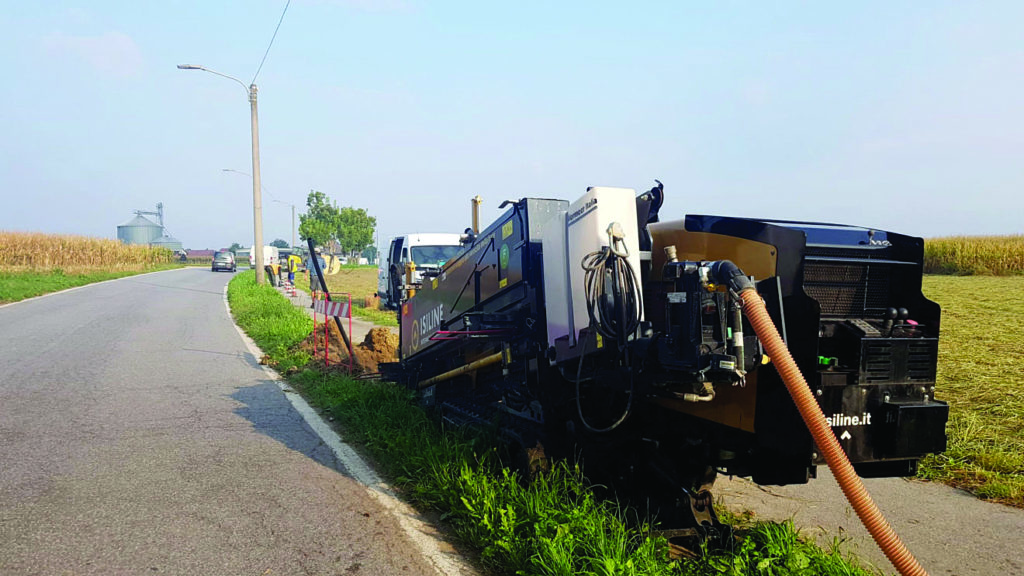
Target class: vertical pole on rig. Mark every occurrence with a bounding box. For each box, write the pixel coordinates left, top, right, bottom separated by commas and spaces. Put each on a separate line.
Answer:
472, 195, 482, 234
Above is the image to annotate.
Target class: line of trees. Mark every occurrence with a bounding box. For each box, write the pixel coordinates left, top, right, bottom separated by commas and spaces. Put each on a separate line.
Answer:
298, 190, 376, 258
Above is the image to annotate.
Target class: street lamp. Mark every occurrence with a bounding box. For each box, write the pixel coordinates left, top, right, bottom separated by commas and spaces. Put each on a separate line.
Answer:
178, 64, 266, 285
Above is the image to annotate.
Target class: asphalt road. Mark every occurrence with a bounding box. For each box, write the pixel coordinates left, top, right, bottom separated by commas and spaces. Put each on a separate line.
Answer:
0, 269, 470, 576
717, 453, 1024, 575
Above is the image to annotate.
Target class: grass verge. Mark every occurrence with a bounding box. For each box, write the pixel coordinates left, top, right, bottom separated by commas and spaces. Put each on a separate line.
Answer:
918, 276, 1024, 506
227, 270, 881, 576
0, 265, 183, 304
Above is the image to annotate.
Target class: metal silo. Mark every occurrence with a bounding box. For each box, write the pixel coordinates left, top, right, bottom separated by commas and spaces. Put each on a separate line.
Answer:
117, 215, 162, 245
151, 234, 183, 252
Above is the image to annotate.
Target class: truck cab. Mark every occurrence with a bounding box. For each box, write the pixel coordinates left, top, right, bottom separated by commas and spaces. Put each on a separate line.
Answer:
378, 233, 464, 309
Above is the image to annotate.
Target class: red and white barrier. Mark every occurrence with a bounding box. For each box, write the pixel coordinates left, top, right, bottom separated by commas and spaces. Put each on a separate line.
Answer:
310, 291, 353, 372
313, 298, 351, 319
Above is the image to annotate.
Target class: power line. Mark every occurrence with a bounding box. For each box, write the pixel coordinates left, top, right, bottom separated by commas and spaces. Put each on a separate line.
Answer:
252, 0, 292, 84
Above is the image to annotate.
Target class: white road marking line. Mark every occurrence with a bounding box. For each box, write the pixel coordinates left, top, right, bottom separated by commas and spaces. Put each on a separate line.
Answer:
222, 285, 473, 576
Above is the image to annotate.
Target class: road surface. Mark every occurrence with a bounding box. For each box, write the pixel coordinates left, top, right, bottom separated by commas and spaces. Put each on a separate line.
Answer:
717, 454, 1024, 574
0, 269, 472, 575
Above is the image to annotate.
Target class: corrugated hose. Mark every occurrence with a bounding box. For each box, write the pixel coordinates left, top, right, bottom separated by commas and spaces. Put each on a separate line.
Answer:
739, 286, 929, 576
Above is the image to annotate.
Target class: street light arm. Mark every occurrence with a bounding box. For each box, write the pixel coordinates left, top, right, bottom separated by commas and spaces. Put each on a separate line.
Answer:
177, 64, 249, 93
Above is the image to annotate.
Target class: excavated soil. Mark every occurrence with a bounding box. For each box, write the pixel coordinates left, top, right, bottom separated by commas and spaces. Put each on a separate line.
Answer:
300, 323, 398, 374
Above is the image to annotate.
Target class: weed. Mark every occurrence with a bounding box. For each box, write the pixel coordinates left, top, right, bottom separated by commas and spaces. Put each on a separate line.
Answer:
227, 271, 312, 371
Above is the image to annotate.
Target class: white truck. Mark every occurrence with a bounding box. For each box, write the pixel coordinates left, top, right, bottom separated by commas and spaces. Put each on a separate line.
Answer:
248, 245, 283, 285
377, 233, 465, 309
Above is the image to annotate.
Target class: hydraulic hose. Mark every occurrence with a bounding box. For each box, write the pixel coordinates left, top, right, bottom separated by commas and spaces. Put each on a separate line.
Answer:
738, 287, 928, 576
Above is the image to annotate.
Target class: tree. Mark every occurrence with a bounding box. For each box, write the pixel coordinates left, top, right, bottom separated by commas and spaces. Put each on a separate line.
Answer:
336, 207, 376, 256
270, 238, 289, 249
299, 190, 339, 249
228, 242, 243, 254
298, 190, 376, 256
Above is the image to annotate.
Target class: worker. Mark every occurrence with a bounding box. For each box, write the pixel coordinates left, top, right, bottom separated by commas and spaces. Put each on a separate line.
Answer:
287, 253, 302, 286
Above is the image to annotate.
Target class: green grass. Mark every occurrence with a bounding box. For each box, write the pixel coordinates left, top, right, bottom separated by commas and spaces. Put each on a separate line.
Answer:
0, 265, 183, 304
924, 235, 1024, 275
228, 269, 881, 576
918, 275, 1024, 505
227, 271, 312, 372
350, 301, 399, 326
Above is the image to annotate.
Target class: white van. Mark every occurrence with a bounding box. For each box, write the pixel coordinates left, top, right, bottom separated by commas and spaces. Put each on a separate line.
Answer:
378, 233, 464, 309
248, 245, 280, 268
248, 245, 284, 285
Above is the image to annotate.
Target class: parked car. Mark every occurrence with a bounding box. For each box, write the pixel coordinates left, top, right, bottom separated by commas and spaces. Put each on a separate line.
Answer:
211, 250, 237, 272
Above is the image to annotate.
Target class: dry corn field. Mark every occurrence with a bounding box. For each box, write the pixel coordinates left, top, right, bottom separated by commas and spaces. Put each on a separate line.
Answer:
0, 231, 175, 273
925, 235, 1024, 275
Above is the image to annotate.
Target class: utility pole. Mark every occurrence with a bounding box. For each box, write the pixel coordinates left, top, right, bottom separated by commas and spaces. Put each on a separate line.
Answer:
249, 83, 265, 285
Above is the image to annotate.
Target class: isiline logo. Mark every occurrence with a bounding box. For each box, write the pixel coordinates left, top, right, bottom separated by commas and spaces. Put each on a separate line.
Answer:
826, 412, 873, 427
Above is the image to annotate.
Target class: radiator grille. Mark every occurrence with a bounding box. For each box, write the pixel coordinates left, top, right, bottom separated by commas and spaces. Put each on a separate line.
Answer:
803, 261, 892, 317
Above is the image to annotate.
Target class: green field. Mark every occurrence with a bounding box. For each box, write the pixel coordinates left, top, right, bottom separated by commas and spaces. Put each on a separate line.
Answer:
919, 275, 1024, 505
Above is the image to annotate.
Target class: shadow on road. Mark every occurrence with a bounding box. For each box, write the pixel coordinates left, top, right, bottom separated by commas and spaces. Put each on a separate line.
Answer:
230, 381, 345, 473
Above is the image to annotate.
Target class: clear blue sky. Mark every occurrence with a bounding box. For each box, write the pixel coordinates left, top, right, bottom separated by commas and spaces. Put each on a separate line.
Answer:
1, 1, 1021, 250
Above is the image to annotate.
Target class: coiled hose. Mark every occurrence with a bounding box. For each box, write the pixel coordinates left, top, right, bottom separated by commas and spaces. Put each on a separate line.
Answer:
739, 286, 928, 576
582, 246, 643, 342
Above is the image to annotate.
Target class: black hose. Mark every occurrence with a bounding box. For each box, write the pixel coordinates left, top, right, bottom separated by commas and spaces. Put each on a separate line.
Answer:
582, 248, 642, 342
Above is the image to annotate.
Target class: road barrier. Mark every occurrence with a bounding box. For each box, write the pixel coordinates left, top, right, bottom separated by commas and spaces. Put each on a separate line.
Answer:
311, 290, 353, 372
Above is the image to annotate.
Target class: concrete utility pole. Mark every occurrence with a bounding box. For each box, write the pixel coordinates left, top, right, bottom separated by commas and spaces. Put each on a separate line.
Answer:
248, 83, 265, 285
178, 64, 266, 285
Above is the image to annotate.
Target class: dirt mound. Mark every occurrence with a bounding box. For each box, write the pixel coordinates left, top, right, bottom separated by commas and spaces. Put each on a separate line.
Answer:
300, 323, 398, 374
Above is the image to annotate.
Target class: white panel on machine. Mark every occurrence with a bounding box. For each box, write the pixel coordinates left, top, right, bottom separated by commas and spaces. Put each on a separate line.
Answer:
542, 186, 642, 350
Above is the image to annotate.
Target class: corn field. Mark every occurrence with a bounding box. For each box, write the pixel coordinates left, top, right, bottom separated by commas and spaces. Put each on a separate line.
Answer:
0, 231, 175, 273
924, 235, 1024, 275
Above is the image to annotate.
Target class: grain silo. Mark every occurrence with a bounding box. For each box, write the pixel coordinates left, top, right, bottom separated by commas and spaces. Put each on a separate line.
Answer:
151, 234, 183, 252
117, 202, 184, 249
117, 214, 162, 245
